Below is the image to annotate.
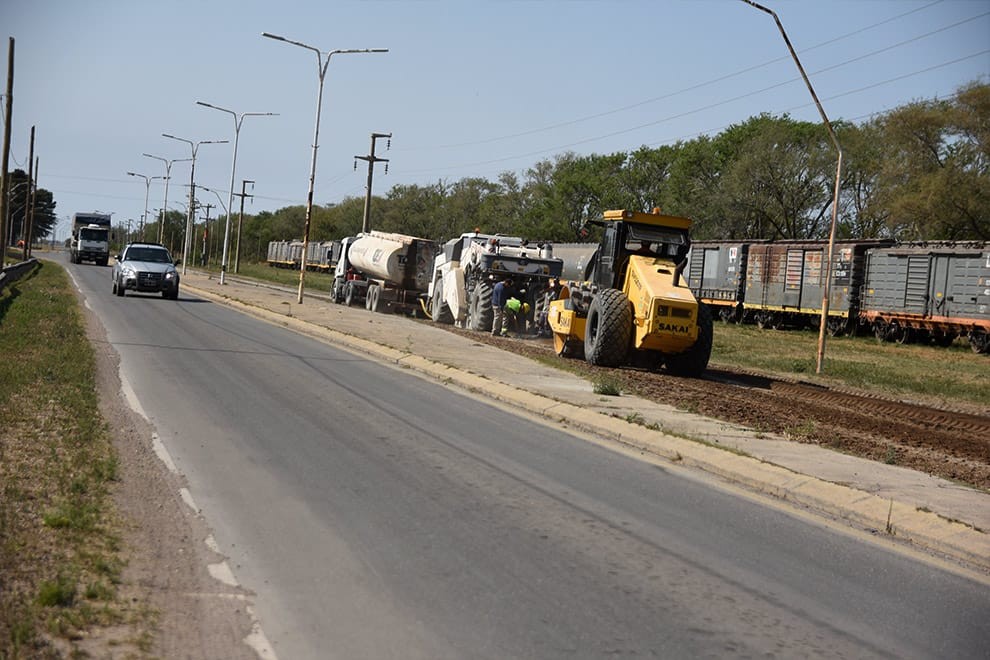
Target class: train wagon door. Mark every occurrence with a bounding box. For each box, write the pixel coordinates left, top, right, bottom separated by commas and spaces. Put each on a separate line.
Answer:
905, 254, 932, 316
745, 245, 770, 310
930, 252, 952, 318
783, 249, 803, 308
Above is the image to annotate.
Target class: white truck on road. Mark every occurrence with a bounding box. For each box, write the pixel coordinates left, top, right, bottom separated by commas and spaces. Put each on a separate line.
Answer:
70, 212, 112, 266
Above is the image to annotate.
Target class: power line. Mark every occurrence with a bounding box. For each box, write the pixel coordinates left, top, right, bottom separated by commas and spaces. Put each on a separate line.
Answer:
396, 0, 958, 152
398, 49, 989, 177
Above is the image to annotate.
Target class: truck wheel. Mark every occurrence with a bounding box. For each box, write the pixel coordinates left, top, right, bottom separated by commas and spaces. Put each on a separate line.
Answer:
584, 288, 631, 367
469, 281, 494, 332
330, 279, 343, 304
368, 285, 382, 313
431, 290, 453, 324
665, 303, 713, 378
98, 257, 109, 267
344, 282, 356, 306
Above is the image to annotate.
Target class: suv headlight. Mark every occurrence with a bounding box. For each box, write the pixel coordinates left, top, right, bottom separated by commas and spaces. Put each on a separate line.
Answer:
164, 270, 177, 280
122, 266, 136, 278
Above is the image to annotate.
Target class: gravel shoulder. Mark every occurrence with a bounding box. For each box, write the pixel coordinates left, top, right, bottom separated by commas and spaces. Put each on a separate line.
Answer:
80, 287, 258, 659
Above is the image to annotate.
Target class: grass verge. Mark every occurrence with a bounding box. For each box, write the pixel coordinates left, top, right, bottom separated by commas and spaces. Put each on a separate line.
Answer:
711, 322, 988, 409
0, 261, 141, 657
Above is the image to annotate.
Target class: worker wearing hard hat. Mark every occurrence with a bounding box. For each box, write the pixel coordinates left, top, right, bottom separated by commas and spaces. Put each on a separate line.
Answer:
504, 297, 531, 336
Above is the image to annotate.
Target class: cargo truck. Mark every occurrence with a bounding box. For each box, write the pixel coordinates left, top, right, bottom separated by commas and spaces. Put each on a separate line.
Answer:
70, 212, 112, 265
330, 231, 437, 315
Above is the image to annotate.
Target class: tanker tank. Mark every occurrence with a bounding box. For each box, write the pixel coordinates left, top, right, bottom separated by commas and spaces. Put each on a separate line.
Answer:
347, 231, 436, 293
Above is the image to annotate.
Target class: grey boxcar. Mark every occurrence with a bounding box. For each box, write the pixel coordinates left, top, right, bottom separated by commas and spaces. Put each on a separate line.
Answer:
860, 242, 990, 352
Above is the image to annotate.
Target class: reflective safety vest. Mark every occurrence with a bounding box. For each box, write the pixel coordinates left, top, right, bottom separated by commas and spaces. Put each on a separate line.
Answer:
505, 297, 522, 313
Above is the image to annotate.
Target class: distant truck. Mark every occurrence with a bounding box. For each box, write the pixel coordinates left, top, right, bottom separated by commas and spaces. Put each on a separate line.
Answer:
427, 233, 564, 332
70, 212, 111, 265
330, 231, 437, 315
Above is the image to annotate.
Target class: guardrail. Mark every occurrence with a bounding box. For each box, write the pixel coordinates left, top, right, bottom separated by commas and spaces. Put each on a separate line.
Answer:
0, 258, 40, 296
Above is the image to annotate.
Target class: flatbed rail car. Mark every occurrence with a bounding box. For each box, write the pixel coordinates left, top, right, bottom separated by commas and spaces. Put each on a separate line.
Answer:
860, 241, 990, 352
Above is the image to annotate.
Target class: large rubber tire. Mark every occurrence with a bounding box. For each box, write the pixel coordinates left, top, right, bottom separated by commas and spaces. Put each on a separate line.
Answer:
344, 282, 356, 307
368, 285, 382, 313
115, 276, 125, 297
583, 288, 632, 367
665, 302, 714, 378
330, 279, 343, 304
164, 286, 179, 300
431, 290, 453, 324
468, 281, 494, 332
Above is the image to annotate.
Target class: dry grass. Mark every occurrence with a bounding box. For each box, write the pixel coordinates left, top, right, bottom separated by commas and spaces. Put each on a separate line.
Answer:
0, 262, 142, 657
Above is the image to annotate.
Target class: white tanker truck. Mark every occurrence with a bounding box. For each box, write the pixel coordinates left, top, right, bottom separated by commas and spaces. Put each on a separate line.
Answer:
330, 231, 437, 315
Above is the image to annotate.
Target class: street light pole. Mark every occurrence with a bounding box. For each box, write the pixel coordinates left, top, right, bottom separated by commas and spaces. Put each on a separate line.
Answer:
162, 133, 228, 275
197, 101, 276, 285
262, 32, 388, 304
126, 171, 164, 239
741, 0, 843, 375
142, 154, 191, 244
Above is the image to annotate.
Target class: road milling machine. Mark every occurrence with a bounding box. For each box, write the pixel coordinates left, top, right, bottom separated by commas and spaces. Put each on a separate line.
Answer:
547, 209, 713, 377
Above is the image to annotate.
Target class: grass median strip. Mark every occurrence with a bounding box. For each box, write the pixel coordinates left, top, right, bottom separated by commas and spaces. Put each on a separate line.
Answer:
0, 262, 146, 657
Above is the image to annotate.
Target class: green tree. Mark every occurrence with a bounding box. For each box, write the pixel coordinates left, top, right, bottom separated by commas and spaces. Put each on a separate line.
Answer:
720, 114, 836, 239
874, 82, 989, 240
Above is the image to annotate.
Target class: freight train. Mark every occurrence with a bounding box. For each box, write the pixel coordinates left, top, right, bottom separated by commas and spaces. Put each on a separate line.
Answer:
685, 239, 990, 353
266, 239, 340, 271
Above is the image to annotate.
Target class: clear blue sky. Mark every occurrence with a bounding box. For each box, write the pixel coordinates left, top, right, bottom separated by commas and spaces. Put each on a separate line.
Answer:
3, 0, 988, 241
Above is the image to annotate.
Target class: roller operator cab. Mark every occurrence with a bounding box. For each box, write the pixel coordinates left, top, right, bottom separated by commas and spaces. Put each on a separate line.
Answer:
547, 208, 713, 377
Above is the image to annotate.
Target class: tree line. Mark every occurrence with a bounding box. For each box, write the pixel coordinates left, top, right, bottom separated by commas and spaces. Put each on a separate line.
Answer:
44, 80, 990, 261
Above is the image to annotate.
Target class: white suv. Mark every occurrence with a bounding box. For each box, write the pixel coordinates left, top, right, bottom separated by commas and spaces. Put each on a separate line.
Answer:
112, 242, 180, 299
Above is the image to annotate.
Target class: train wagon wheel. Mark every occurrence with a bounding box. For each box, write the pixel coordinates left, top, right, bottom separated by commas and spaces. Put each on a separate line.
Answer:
755, 312, 772, 330
584, 288, 632, 367
895, 326, 913, 344
873, 319, 889, 342
969, 330, 990, 354
666, 303, 714, 378
826, 318, 846, 337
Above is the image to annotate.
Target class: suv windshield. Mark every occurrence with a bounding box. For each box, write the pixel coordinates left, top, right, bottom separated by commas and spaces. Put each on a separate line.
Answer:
125, 247, 171, 263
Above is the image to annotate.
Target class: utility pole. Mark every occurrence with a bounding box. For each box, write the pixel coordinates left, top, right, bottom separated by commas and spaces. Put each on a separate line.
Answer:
233, 179, 254, 273
25, 155, 37, 259
0, 38, 13, 265
355, 132, 391, 234
202, 203, 214, 266
21, 125, 34, 260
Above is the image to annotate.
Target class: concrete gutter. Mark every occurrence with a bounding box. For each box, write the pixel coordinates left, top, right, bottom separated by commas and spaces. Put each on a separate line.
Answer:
181, 272, 990, 573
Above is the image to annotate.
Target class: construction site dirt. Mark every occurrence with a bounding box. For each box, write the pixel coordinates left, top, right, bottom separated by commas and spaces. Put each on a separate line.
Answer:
456, 329, 990, 491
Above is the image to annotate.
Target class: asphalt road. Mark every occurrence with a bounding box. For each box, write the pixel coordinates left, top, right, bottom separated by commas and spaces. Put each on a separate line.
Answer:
67, 258, 990, 660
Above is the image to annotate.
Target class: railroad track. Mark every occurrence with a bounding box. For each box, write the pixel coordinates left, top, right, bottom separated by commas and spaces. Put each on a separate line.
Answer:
707, 368, 990, 439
